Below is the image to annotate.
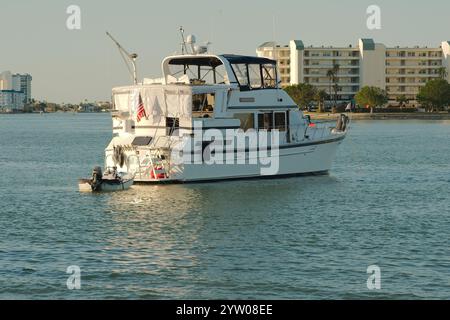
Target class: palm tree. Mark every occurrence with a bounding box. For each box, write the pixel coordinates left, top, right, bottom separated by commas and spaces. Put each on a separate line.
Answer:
327, 64, 340, 108
326, 69, 334, 104
396, 95, 409, 108
437, 67, 448, 80
315, 90, 328, 113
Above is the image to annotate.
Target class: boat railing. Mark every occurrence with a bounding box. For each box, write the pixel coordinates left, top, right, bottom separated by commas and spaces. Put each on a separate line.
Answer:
126, 154, 143, 180
290, 120, 337, 142
105, 152, 149, 181
306, 121, 337, 140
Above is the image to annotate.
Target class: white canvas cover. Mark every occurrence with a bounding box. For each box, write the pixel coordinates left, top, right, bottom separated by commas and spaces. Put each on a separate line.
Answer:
112, 85, 193, 121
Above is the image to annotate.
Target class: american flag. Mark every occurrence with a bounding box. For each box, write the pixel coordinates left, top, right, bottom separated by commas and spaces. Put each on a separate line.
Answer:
136, 93, 147, 122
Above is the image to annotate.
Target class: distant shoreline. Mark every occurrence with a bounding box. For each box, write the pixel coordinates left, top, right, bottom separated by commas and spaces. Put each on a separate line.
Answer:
2, 111, 450, 121
0, 111, 109, 115
307, 112, 450, 121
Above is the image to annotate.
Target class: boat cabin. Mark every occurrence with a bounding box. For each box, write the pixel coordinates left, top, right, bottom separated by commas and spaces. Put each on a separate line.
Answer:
111, 54, 302, 146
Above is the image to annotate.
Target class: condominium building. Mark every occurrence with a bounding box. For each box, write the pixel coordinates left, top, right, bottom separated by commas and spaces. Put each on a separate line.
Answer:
0, 90, 25, 111
14, 73, 32, 103
257, 39, 450, 106
0, 71, 32, 110
0, 71, 12, 91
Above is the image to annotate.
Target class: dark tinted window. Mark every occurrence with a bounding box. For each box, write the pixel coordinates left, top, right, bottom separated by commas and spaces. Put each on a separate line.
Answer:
132, 136, 153, 146
166, 117, 180, 136
274, 112, 286, 131
258, 112, 273, 130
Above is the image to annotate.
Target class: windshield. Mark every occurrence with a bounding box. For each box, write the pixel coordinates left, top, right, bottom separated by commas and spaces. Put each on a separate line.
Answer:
230, 63, 278, 90
167, 57, 228, 85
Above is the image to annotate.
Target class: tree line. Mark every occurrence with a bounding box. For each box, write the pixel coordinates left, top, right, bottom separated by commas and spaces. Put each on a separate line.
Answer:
284, 75, 450, 113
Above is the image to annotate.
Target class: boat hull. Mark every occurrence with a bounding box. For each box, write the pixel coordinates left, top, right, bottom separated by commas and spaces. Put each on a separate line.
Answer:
100, 178, 134, 191
78, 178, 134, 192
132, 134, 345, 183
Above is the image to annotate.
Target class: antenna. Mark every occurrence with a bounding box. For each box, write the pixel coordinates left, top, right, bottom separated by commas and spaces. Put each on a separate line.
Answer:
272, 15, 277, 58
179, 26, 188, 55
106, 31, 138, 85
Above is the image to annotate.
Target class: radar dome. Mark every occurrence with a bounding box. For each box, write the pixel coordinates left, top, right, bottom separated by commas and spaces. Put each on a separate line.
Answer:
186, 34, 196, 44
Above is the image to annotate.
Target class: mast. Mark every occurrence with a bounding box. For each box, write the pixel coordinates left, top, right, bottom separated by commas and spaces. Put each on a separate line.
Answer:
179, 26, 187, 55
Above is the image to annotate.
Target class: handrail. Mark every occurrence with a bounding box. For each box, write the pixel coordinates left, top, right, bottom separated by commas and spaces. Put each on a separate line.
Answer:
126, 154, 143, 180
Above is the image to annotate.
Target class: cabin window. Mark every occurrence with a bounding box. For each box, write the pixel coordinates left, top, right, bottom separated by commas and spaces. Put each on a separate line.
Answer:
262, 64, 277, 88
231, 63, 277, 90
274, 112, 287, 132
166, 117, 179, 136
132, 136, 153, 146
232, 64, 249, 89
234, 113, 255, 131
248, 64, 263, 89
192, 93, 215, 118
257, 112, 273, 130
201, 65, 228, 84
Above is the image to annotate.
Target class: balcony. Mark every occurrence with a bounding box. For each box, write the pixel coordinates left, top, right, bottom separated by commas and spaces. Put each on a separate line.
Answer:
386, 64, 442, 69
304, 61, 360, 68
386, 55, 442, 60
386, 82, 426, 86
306, 53, 360, 60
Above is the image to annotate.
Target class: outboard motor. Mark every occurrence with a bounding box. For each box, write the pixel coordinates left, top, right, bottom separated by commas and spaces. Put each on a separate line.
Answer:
341, 114, 349, 132
336, 114, 349, 132
336, 114, 343, 131
91, 166, 103, 191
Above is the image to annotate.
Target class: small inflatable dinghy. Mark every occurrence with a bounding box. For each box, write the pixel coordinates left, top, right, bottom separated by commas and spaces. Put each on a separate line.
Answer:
79, 167, 134, 192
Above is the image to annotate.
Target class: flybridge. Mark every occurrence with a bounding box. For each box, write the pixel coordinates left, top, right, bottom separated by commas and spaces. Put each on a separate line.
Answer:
161, 54, 279, 90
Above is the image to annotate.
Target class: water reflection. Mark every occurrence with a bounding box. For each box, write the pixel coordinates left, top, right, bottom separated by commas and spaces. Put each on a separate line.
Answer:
99, 176, 341, 297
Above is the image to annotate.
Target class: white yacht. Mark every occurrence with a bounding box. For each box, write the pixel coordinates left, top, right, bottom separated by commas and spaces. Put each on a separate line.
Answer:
104, 35, 349, 184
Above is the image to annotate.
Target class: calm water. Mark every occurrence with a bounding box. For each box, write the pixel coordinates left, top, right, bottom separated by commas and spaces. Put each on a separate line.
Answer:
1, 113, 450, 299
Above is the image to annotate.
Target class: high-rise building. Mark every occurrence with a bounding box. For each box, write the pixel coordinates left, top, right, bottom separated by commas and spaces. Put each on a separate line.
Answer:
0, 71, 32, 111
13, 73, 32, 103
0, 90, 25, 111
0, 71, 13, 90
257, 39, 450, 106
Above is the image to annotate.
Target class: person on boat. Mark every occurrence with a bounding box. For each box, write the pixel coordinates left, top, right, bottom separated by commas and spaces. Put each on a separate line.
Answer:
345, 102, 352, 112
305, 115, 316, 128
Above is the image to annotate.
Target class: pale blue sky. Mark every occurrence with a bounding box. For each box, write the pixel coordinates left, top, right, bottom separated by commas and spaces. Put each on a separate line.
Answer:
1, 0, 449, 103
